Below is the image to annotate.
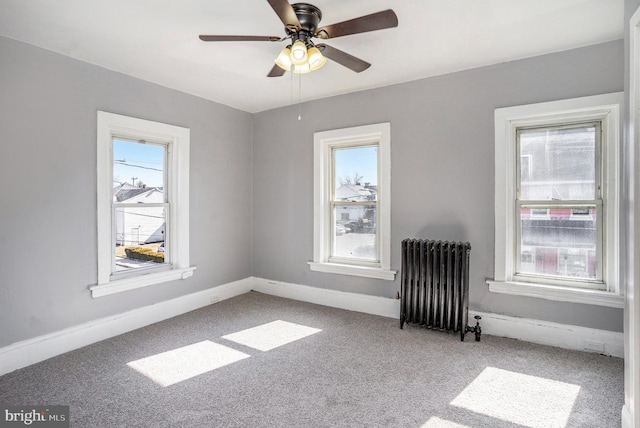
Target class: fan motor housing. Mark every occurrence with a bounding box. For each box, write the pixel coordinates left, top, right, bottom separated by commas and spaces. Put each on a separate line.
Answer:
292, 3, 322, 34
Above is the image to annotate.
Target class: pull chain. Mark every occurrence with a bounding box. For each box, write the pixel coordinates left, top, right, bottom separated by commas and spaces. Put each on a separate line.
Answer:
298, 71, 302, 121
289, 66, 303, 121
290, 65, 294, 106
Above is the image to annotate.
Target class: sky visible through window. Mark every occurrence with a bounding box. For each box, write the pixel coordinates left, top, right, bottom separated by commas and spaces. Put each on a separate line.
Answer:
334, 145, 377, 186
113, 139, 165, 187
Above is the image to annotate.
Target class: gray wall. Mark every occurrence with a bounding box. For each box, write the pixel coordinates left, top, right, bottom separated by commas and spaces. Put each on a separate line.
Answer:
252, 40, 625, 332
0, 37, 253, 347
0, 34, 626, 350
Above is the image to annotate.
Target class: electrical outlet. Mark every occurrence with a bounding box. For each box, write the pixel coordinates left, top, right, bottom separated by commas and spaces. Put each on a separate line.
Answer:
583, 340, 605, 353
210, 295, 220, 304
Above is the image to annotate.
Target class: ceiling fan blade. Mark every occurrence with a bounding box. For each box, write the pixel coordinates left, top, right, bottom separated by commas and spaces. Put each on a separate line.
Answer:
266, 0, 301, 31
267, 64, 286, 77
316, 44, 370, 73
315, 9, 398, 39
199, 35, 281, 42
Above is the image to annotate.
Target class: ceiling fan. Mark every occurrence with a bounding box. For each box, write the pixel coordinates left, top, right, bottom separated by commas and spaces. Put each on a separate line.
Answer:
199, 0, 398, 77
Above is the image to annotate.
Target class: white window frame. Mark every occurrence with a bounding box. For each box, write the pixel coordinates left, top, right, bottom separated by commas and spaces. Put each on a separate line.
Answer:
91, 111, 194, 298
488, 93, 623, 308
309, 123, 395, 280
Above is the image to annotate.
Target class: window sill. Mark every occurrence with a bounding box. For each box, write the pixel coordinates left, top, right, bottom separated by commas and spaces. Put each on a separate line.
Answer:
90, 267, 196, 298
486, 279, 623, 308
308, 262, 396, 281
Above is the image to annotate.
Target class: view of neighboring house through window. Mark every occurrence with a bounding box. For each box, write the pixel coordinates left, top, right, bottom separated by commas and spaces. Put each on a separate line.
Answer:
332, 145, 378, 262
491, 93, 622, 306
94, 111, 192, 298
310, 122, 394, 280
112, 138, 168, 273
517, 123, 601, 283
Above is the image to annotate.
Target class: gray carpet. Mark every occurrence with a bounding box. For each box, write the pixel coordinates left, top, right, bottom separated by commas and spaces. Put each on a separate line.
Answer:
0, 292, 623, 427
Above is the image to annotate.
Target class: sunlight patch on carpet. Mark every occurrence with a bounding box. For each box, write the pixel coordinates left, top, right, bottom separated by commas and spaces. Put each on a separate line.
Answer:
421, 416, 472, 427
127, 340, 250, 387
450, 367, 580, 428
222, 320, 322, 351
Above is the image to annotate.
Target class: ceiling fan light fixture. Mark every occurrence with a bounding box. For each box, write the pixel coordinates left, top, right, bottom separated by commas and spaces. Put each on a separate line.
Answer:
307, 45, 326, 71
292, 63, 311, 74
200, 3, 399, 78
274, 45, 292, 71
290, 40, 308, 66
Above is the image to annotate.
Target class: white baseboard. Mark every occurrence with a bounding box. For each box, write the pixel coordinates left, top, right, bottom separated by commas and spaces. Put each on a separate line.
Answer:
250, 276, 400, 319
469, 310, 624, 358
0, 278, 252, 376
252, 276, 623, 358
0, 276, 624, 376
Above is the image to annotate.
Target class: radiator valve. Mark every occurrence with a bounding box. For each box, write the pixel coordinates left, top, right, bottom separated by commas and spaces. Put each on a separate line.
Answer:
472, 315, 482, 341
463, 315, 482, 342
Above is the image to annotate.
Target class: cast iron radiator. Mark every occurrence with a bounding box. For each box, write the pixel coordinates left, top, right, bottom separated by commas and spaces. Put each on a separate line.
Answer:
400, 239, 481, 341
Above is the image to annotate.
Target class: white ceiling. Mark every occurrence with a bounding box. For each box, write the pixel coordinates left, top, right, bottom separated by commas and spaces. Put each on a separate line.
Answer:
0, 0, 624, 113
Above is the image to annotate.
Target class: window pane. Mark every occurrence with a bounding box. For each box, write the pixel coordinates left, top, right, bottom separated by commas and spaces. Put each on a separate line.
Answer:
333, 204, 377, 260
113, 139, 165, 203
519, 126, 596, 200
334, 146, 377, 201
519, 206, 596, 279
114, 206, 167, 272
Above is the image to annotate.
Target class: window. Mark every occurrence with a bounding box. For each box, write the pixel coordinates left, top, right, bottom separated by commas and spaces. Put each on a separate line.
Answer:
332, 146, 378, 261
517, 123, 601, 282
113, 138, 168, 274
92, 112, 194, 298
309, 123, 395, 280
490, 93, 623, 308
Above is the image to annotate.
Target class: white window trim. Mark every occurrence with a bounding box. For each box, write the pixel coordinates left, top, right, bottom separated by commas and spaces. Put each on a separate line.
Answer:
92, 111, 194, 298
309, 122, 395, 280
491, 93, 623, 307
